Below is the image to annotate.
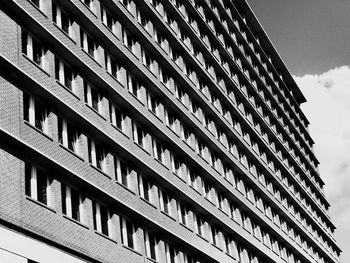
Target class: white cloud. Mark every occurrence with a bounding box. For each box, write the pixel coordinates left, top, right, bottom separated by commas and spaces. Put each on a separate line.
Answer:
294, 66, 350, 257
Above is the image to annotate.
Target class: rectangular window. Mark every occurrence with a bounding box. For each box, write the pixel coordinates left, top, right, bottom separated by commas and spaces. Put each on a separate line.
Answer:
122, 29, 135, 53
152, 138, 164, 163
93, 201, 111, 237
22, 31, 45, 67
109, 102, 124, 131
194, 214, 204, 236
141, 47, 154, 71
80, 29, 97, 57
62, 184, 85, 223
170, 153, 181, 175
88, 138, 106, 172
147, 92, 159, 115
58, 118, 80, 154
127, 72, 141, 98
177, 201, 188, 226
165, 109, 177, 131
23, 93, 49, 134
144, 230, 158, 261
52, 2, 72, 35
165, 242, 177, 263
84, 81, 102, 113
115, 156, 130, 188
137, 9, 151, 32
55, 56, 74, 91
159, 189, 171, 215
132, 121, 145, 147
101, 6, 116, 34
25, 164, 53, 207
138, 174, 152, 202
105, 51, 120, 80
121, 217, 137, 250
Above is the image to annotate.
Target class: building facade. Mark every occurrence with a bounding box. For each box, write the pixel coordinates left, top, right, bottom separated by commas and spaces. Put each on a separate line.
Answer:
0, 0, 341, 263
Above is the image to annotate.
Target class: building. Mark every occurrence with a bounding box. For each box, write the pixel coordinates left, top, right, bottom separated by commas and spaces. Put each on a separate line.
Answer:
0, 0, 341, 262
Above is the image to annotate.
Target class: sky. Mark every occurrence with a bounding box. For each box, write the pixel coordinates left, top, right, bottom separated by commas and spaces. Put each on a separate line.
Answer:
248, 0, 350, 261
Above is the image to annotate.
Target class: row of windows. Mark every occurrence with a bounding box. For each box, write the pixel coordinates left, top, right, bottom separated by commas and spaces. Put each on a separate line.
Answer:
134, 0, 331, 236
25, 161, 314, 263
148, 0, 324, 201
23, 0, 337, 260
28, 0, 325, 220
22, 90, 337, 263
212, 0, 312, 145
168, 0, 317, 171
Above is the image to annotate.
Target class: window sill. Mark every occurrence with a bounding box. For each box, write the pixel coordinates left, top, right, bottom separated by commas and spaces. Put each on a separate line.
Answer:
86, 103, 106, 121
148, 108, 164, 123
27, 0, 47, 17
134, 141, 150, 156
24, 120, 53, 141
22, 53, 50, 77
56, 80, 80, 100
106, 71, 122, 86
81, 48, 101, 67
102, 23, 119, 40
212, 243, 223, 252
123, 44, 139, 61
95, 230, 118, 244
166, 126, 180, 138
140, 197, 157, 210
63, 214, 89, 229
111, 123, 129, 139
154, 157, 169, 171
116, 180, 135, 196
189, 185, 202, 196
197, 153, 209, 165
119, 2, 135, 18
53, 22, 76, 44
161, 82, 174, 94
25, 196, 56, 213
196, 233, 208, 243
179, 222, 193, 233
122, 244, 142, 256
145, 256, 158, 263
129, 91, 145, 106
80, 1, 98, 18
59, 144, 85, 162
142, 63, 157, 79
90, 164, 111, 179
160, 210, 176, 222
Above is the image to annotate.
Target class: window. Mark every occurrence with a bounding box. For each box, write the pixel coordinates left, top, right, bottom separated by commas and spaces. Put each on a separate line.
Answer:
127, 72, 141, 99
25, 164, 53, 207
144, 230, 158, 261
84, 81, 102, 113
101, 6, 116, 34
141, 47, 154, 71
132, 121, 145, 147
93, 201, 111, 237
88, 138, 106, 172
152, 138, 164, 163
62, 184, 85, 223
80, 29, 97, 57
165, 109, 177, 131
82, 0, 95, 12
105, 51, 120, 79
159, 189, 171, 215
138, 174, 152, 202
109, 102, 124, 131
52, 2, 72, 36
30, 0, 42, 9
165, 242, 177, 263
137, 9, 151, 32
22, 31, 45, 67
58, 118, 80, 154
194, 214, 204, 236
121, 217, 138, 250
177, 202, 188, 226
170, 153, 181, 175
210, 224, 219, 246
115, 156, 130, 187
55, 56, 74, 91
23, 93, 49, 134
147, 92, 160, 115
122, 29, 135, 53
